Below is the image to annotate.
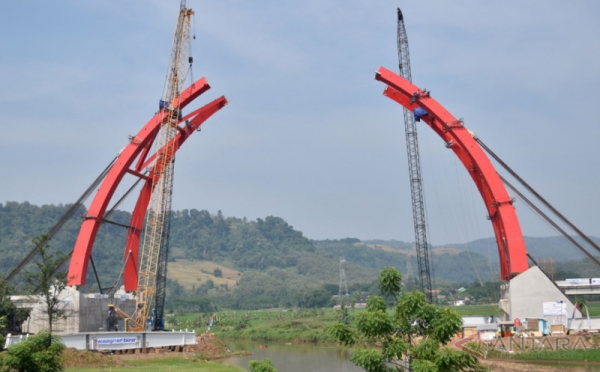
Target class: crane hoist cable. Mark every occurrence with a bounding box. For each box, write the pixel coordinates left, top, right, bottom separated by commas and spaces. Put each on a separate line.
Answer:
500, 174, 600, 267
476, 137, 600, 256
38, 173, 147, 290
6, 155, 118, 283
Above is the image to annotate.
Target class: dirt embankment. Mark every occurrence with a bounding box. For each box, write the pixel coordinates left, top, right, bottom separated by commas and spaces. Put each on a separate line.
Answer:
450, 334, 599, 371
480, 359, 567, 371
62, 335, 236, 368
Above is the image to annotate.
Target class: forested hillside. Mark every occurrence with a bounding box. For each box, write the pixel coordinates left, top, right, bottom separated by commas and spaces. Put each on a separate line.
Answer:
0, 202, 380, 309
1, 201, 598, 309
442, 236, 600, 264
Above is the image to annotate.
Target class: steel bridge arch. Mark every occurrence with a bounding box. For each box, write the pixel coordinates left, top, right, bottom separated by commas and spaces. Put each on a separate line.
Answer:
67, 77, 227, 288
375, 67, 528, 280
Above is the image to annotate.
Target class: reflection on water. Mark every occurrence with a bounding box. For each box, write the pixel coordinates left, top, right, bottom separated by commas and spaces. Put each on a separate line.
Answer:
221, 341, 364, 372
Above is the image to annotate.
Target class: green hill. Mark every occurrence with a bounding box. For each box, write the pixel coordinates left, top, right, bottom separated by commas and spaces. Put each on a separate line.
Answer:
1, 201, 598, 309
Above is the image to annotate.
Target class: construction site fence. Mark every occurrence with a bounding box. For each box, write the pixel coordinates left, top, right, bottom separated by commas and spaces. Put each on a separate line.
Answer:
4, 330, 197, 351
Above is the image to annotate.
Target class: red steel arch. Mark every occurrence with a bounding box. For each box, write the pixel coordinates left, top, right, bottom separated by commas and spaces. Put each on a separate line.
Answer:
375, 66, 528, 280
122, 96, 227, 291
67, 77, 227, 288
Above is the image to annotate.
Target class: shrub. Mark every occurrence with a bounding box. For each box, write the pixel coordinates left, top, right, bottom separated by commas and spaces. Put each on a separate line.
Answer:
3, 331, 65, 372
249, 358, 277, 372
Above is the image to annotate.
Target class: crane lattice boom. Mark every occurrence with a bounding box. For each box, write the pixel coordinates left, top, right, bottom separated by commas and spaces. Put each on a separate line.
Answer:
397, 8, 434, 303
133, 0, 194, 331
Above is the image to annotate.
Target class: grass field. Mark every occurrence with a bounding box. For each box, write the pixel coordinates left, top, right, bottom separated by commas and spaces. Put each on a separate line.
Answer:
167, 259, 240, 290
173, 308, 357, 343
67, 358, 244, 372
487, 348, 600, 363
584, 302, 600, 317
449, 304, 502, 316
514, 348, 600, 362
171, 302, 600, 343
174, 305, 501, 342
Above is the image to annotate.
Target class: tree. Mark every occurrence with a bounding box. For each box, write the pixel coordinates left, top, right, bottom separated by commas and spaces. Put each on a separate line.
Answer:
0, 274, 33, 335
335, 302, 353, 325
249, 358, 277, 372
173, 297, 213, 313
0, 316, 6, 350
329, 266, 484, 372
24, 234, 70, 335
213, 268, 223, 278
0, 280, 12, 336
2, 331, 65, 372
295, 286, 332, 308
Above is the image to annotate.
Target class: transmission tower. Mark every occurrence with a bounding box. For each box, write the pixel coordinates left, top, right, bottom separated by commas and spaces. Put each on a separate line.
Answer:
397, 8, 434, 303
339, 256, 349, 298
405, 259, 414, 280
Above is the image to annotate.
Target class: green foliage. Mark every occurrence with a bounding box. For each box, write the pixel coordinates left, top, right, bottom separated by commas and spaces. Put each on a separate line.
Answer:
24, 235, 70, 334
334, 303, 353, 325
331, 268, 484, 372
213, 268, 223, 278
0, 202, 517, 312
0, 315, 6, 337
0, 202, 383, 310
248, 358, 277, 372
451, 280, 503, 305
0, 274, 28, 335
429, 307, 463, 344
3, 203, 599, 303
355, 310, 392, 338
365, 296, 386, 312
3, 331, 65, 372
295, 286, 332, 308
233, 317, 250, 330
328, 322, 358, 346
350, 348, 390, 372
172, 297, 213, 313
378, 267, 401, 300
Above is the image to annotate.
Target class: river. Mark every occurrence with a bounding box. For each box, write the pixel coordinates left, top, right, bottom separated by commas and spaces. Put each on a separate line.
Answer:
221, 341, 364, 372
222, 341, 600, 372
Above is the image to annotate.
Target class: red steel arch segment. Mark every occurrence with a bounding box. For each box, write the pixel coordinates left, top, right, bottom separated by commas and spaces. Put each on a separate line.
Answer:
375, 66, 528, 280
67, 77, 221, 287
122, 96, 228, 291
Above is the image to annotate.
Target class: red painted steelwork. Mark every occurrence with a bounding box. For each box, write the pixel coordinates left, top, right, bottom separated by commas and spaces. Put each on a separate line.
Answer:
375, 66, 528, 280
122, 96, 228, 291
67, 78, 215, 287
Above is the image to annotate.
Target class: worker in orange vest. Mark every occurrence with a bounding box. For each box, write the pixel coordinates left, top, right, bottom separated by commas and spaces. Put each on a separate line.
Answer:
513, 318, 521, 332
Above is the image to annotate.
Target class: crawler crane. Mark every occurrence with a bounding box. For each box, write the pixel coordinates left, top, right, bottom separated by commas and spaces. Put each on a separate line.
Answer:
111, 0, 194, 331
397, 8, 434, 303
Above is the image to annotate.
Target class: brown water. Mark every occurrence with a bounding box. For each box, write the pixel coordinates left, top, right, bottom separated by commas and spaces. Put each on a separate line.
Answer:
221, 341, 364, 372
222, 341, 600, 372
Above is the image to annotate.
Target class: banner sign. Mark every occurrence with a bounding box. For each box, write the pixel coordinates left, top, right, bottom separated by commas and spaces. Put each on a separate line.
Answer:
543, 301, 567, 316
97, 337, 138, 345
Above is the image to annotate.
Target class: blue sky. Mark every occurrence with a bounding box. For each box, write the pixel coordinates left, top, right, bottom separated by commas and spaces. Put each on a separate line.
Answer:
1, 1, 599, 247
